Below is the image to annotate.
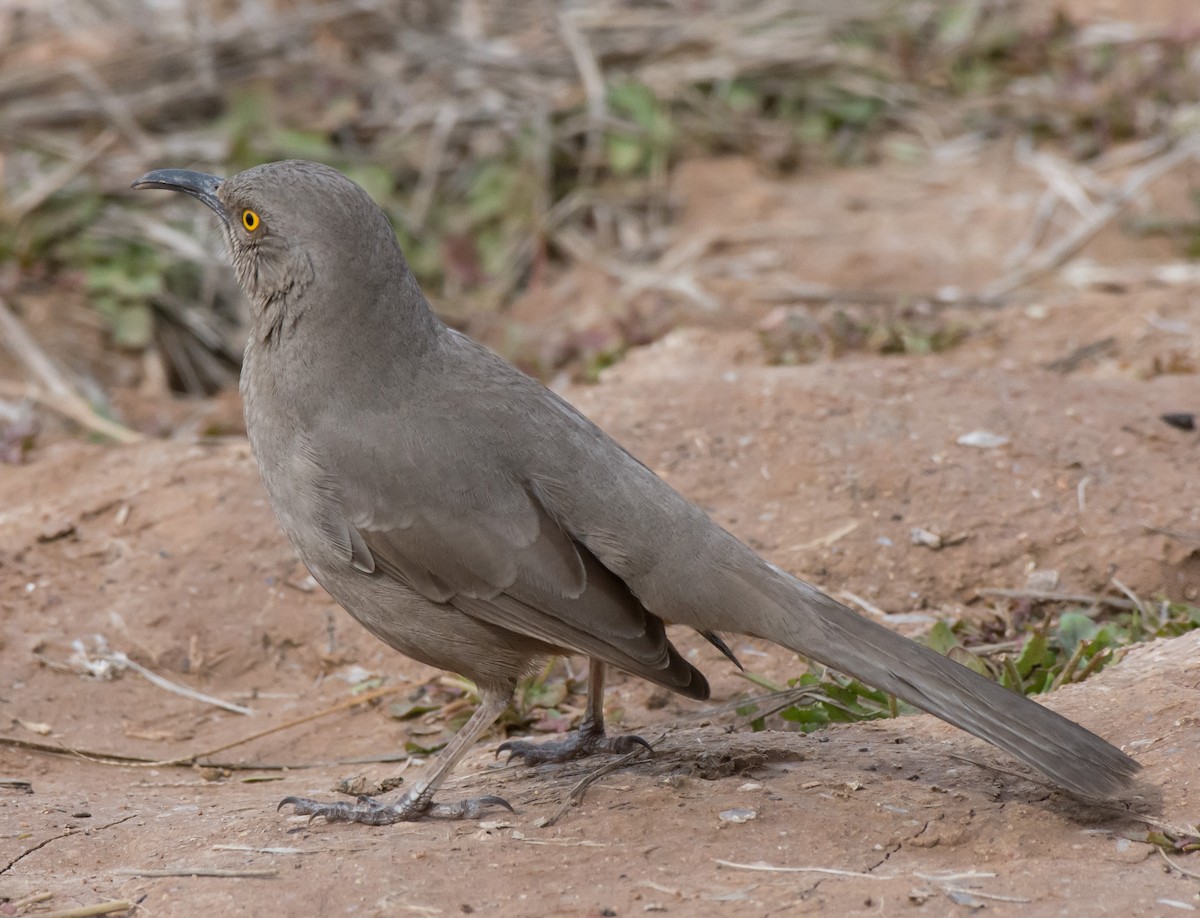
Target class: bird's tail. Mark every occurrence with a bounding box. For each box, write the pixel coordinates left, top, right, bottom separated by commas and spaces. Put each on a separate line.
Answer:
736, 565, 1139, 799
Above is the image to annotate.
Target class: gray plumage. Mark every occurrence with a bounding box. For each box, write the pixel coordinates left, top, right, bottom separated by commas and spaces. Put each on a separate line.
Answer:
133, 160, 1139, 824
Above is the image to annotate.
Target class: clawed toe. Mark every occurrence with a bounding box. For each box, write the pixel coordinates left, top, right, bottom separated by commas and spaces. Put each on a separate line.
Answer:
278, 794, 397, 825
428, 794, 514, 820
498, 729, 653, 765
498, 738, 565, 765
610, 734, 653, 755
277, 791, 512, 825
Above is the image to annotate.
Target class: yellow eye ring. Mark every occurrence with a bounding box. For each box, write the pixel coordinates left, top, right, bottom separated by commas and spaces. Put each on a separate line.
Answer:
241, 209, 260, 232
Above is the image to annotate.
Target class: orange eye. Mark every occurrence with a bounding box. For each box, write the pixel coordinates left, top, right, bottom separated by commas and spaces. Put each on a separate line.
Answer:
241, 209, 260, 232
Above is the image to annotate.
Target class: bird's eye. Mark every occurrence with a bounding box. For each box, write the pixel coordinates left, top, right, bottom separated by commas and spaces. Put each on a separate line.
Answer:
241, 209, 261, 232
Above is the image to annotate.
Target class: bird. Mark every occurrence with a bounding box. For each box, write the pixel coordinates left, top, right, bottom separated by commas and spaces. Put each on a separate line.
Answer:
132, 160, 1139, 825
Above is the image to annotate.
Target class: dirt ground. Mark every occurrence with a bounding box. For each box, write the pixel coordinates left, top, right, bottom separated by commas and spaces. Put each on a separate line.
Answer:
5, 46, 1200, 918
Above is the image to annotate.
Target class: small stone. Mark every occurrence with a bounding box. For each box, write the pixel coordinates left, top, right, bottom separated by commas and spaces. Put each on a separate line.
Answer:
1025, 569, 1059, 592
956, 430, 1009, 449
910, 527, 942, 549
718, 807, 757, 824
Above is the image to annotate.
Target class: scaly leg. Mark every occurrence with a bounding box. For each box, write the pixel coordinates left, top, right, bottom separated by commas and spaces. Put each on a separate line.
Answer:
498, 660, 652, 765
280, 691, 514, 825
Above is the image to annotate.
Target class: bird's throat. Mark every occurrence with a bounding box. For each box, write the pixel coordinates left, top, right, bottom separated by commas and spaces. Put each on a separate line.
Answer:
235, 248, 316, 346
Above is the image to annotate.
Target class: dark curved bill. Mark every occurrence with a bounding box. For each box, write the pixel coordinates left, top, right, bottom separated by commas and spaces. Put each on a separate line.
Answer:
132, 169, 226, 219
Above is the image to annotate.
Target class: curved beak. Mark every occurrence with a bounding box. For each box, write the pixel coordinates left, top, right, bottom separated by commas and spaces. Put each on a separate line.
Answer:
132, 169, 226, 220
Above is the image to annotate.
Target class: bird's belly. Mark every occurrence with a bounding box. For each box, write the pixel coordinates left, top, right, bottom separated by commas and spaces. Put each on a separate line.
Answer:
310, 559, 548, 691
241, 381, 548, 691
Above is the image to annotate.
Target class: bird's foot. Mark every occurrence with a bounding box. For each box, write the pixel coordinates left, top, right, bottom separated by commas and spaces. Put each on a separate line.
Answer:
498, 724, 652, 766
278, 789, 513, 825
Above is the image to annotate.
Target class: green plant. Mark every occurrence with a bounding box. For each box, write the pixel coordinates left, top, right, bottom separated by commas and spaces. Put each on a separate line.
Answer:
752, 598, 1199, 732
84, 244, 166, 349
605, 80, 675, 177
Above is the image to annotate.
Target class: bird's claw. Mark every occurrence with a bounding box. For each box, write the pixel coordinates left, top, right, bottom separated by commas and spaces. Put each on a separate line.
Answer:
277, 791, 512, 825
429, 794, 514, 820
499, 728, 653, 766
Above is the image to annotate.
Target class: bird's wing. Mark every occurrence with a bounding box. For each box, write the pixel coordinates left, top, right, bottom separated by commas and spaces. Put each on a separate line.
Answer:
313, 414, 708, 699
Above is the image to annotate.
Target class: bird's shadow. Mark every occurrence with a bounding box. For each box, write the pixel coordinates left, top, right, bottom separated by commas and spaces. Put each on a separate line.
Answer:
445, 722, 1163, 830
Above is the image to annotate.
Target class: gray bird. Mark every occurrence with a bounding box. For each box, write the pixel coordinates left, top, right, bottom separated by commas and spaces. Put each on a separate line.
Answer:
132, 161, 1139, 824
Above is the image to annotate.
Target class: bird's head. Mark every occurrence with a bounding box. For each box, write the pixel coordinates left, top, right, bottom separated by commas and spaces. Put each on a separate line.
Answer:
133, 160, 405, 328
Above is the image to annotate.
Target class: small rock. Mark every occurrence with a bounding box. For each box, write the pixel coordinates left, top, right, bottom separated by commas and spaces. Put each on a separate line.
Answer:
1025, 569, 1059, 592
910, 527, 943, 549
36, 520, 76, 543
335, 773, 405, 797
1161, 412, 1195, 432
946, 889, 982, 908
718, 807, 757, 824
908, 887, 933, 905
477, 820, 515, 831
956, 430, 1009, 449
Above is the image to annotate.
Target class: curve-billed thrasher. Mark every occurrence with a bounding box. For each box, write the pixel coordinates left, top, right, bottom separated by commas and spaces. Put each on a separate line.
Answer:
133, 161, 1138, 825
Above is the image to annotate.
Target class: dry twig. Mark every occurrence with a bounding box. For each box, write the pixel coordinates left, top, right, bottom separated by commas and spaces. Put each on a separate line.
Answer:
977, 588, 1137, 611
0, 297, 143, 444
0, 682, 406, 770
104, 650, 254, 716
539, 737, 658, 828
114, 867, 277, 879
715, 859, 893, 879
22, 903, 135, 918
983, 135, 1200, 299
1159, 848, 1200, 881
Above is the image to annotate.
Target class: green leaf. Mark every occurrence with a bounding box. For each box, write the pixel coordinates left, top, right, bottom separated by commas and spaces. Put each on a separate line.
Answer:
467, 162, 517, 221
607, 81, 659, 127
111, 303, 154, 349
828, 93, 882, 127
948, 646, 992, 678
1056, 611, 1099, 650
606, 135, 645, 176
1014, 633, 1051, 678
1000, 655, 1023, 692
795, 112, 832, 145
925, 620, 958, 655
1024, 668, 1053, 694
780, 705, 829, 727
721, 81, 760, 114
387, 700, 441, 720
404, 737, 448, 755
92, 292, 122, 322
740, 671, 788, 692
937, 0, 982, 45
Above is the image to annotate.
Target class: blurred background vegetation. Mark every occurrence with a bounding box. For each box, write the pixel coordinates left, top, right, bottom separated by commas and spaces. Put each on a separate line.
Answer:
2, 0, 1198, 406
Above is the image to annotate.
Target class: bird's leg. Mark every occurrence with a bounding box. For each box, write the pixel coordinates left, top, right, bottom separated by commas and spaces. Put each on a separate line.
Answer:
498, 660, 652, 765
280, 691, 514, 825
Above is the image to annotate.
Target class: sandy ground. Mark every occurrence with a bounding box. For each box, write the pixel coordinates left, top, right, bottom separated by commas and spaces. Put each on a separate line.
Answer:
2, 306, 1198, 913
4, 52, 1200, 918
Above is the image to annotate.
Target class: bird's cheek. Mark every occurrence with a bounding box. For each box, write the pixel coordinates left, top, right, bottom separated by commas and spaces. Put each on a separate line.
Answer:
232, 243, 315, 315
228, 245, 262, 300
